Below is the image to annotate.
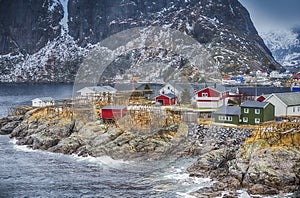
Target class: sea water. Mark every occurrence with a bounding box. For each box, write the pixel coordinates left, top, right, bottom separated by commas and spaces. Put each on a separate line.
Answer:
0, 84, 209, 197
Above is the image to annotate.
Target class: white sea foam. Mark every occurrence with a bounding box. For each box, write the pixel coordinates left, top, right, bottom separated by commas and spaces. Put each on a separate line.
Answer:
73, 155, 132, 168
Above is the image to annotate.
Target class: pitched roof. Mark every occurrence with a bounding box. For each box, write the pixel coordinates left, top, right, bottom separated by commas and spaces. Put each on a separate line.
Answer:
33, 97, 55, 101
162, 93, 177, 99
240, 100, 270, 108
237, 86, 291, 96
89, 86, 117, 92
271, 92, 300, 106
197, 85, 228, 93
213, 106, 241, 116
102, 106, 127, 110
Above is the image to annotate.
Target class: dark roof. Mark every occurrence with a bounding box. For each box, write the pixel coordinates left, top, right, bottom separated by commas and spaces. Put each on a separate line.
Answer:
164, 93, 177, 99
270, 92, 300, 106
213, 106, 241, 116
240, 100, 270, 108
197, 84, 229, 93
135, 83, 164, 96
237, 86, 291, 96
102, 106, 127, 110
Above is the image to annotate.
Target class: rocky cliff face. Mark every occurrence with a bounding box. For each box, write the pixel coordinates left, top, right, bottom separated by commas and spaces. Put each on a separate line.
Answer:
0, 0, 281, 82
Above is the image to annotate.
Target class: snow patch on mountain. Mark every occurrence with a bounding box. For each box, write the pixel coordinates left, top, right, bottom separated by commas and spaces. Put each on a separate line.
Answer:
58, 0, 69, 35
48, 0, 59, 12
260, 29, 299, 50
259, 27, 300, 66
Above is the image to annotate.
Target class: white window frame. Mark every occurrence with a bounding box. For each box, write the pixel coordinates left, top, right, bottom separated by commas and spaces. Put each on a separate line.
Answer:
255, 118, 260, 124
202, 93, 208, 97
255, 109, 260, 114
243, 117, 248, 123
218, 116, 232, 121
244, 108, 249, 114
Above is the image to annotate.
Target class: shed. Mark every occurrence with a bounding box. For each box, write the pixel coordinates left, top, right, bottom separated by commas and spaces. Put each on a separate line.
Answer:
32, 97, 55, 107
213, 106, 241, 125
101, 106, 127, 120
155, 93, 178, 106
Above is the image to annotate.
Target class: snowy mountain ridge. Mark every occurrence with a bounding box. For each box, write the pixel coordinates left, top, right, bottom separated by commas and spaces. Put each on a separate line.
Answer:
0, 0, 281, 82
259, 27, 300, 67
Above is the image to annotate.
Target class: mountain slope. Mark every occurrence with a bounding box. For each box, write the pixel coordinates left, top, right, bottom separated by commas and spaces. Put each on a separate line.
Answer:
260, 27, 300, 67
0, 0, 281, 82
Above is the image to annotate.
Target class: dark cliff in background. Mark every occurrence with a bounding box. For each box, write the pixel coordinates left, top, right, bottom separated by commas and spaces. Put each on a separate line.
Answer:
0, 0, 281, 82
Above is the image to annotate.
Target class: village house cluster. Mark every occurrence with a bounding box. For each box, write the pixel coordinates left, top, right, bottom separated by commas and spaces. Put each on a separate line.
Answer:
31, 76, 300, 126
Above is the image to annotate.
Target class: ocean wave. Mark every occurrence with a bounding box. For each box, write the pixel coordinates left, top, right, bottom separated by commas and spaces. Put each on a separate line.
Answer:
73, 154, 132, 167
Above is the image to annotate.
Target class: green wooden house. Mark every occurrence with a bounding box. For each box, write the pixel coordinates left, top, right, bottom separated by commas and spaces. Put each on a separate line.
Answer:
213, 106, 241, 125
240, 100, 275, 125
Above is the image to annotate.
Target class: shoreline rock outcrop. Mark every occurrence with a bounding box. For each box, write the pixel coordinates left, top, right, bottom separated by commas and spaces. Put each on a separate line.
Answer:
187, 124, 300, 197
1, 108, 299, 197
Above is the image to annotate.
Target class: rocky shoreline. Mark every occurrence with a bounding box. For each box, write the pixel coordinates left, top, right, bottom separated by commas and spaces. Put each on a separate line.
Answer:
1, 109, 299, 197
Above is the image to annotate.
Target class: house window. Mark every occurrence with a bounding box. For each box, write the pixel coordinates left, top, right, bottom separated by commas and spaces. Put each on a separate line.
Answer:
255, 109, 260, 114
202, 93, 208, 97
298, 107, 300, 112
218, 116, 232, 121
244, 108, 249, 114
243, 117, 248, 123
293, 107, 296, 112
168, 86, 170, 90
255, 118, 260, 124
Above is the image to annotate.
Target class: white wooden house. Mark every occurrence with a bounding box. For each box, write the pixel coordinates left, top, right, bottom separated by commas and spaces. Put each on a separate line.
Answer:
159, 82, 196, 103
77, 86, 117, 97
32, 97, 55, 107
159, 82, 182, 98
264, 92, 300, 117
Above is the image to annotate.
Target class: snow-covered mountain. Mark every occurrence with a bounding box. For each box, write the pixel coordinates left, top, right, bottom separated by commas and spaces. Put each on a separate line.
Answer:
260, 27, 300, 67
0, 0, 281, 83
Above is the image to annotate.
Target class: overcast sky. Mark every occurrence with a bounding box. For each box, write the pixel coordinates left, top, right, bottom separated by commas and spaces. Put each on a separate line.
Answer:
239, 0, 300, 33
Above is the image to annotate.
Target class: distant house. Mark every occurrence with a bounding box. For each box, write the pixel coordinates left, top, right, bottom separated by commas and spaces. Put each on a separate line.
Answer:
264, 92, 300, 117
240, 100, 274, 125
77, 86, 117, 97
101, 106, 127, 120
256, 69, 268, 77
213, 106, 241, 125
235, 86, 292, 103
159, 82, 198, 102
293, 73, 300, 80
32, 97, 55, 107
155, 93, 178, 106
194, 86, 229, 108
270, 71, 280, 79
255, 94, 270, 102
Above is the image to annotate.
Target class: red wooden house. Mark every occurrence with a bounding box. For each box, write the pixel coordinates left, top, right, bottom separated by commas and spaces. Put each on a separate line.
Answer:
194, 86, 229, 108
155, 93, 178, 106
101, 106, 127, 120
